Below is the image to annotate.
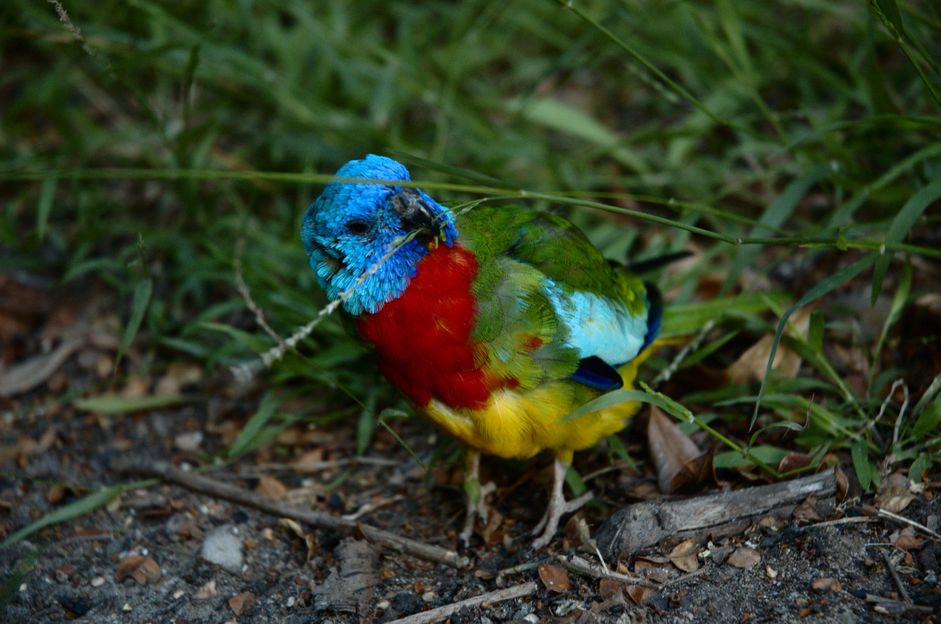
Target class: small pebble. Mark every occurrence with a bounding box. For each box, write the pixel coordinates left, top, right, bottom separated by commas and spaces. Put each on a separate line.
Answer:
122, 603, 132, 612
286, 596, 296, 608
90, 577, 105, 588
376, 600, 390, 610
173, 589, 185, 599
201, 525, 244, 572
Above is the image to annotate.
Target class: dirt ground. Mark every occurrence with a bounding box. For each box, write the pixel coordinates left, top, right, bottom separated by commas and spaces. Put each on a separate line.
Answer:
1, 388, 938, 624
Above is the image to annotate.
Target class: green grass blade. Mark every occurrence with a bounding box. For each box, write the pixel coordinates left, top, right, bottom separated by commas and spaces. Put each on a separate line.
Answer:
116, 277, 153, 370
227, 391, 284, 459
1, 480, 153, 548
751, 253, 877, 427
871, 180, 941, 304
74, 394, 188, 414
36, 178, 56, 242
723, 167, 829, 294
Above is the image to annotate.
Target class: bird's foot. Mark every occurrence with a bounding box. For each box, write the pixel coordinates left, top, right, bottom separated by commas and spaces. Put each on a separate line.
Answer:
531, 457, 593, 550
459, 480, 497, 549
531, 489, 593, 550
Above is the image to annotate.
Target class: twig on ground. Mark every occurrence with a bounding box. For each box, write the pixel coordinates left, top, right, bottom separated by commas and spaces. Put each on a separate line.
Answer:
344, 495, 405, 521
384, 582, 538, 624
881, 552, 912, 605
113, 459, 469, 569
241, 456, 400, 475
803, 516, 875, 530
494, 561, 542, 584
868, 506, 941, 542
556, 553, 661, 589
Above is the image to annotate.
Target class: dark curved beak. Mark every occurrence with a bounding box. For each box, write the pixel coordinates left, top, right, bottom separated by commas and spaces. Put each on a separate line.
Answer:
392, 188, 440, 234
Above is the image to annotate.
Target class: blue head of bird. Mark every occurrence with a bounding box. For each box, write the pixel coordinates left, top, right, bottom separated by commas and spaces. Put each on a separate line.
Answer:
301, 155, 458, 315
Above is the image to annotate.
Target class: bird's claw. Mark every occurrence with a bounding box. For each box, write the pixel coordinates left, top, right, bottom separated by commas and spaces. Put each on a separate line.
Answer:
531, 489, 593, 550
459, 480, 497, 548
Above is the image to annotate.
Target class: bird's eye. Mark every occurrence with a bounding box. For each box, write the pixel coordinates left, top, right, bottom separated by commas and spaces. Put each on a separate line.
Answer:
346, 219, 369, 235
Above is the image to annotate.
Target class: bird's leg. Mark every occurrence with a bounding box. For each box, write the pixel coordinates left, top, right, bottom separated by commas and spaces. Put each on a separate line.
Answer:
531, 458, 594, 550
459, 450, 496, 548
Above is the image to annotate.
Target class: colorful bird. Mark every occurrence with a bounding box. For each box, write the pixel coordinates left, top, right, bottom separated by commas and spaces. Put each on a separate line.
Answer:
301, 155, 662, 549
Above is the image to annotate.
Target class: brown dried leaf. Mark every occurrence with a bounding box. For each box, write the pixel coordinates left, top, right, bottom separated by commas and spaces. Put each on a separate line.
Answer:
727, 547, 761, 569
647, 406, 702, 494
833, 465, 849, 501
481, 507, 505, 547
115, 555, 161, 584
875, 473, 916, 514
228, 591, 256, 615
893, 530, 924, 551
256, 476, 287, 500
777, 452, 812, 473
728, 308, 812, 383
598, 578, 625, 601
667, 539, 701, 573
562, 514, 594, 552
671, 445, 716, 494
537, 564, 571, 593
793, 495, 823, 524
291, 449, 325, 471
811, 577, 842, 593
155, 362, 203, 396
625, 585, 657, 605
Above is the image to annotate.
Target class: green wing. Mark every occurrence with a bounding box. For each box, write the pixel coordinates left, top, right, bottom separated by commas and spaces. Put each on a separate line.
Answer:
457, 206, 649, 391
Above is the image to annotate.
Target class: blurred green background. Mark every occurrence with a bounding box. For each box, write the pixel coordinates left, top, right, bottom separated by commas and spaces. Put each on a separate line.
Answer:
2, 0, 940, 480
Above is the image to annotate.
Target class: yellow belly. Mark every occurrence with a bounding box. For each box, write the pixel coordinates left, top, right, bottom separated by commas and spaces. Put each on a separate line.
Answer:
421, 354, 650, 462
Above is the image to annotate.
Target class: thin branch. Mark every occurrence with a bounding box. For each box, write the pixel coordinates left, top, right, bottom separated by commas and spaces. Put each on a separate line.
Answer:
113, 459, 469, 569
881, 552, 912, 605
556, 554, 661, 589
869, 506, 941, 542
384, 582, 538, 624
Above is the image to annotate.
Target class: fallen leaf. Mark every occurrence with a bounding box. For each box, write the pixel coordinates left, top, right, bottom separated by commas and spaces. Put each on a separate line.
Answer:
811, 577, 842, 592
625, 585, 657, 605
115, 555, 161, 585
155, 362, 203, 395
671, 446, 716, 494
538, 564, 571, 593
777, 452, 812, 473
278, 518, 317, 560
291, 449, 325, 471
727, 547, 760, 569
893, 529, 924, 551
256, 476, 287, 500
793, 495, 823, 524
482, 508, 506, 547
875, 473, 916, 514
667, 539, 700, 573
562, 514, 594, 551
728, 308, 812, 383
0, 337, 84, 396
833, 466, 849, 501
228, 592, 256, 616
647, 406, 705, 494
598, 578, 625, 601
